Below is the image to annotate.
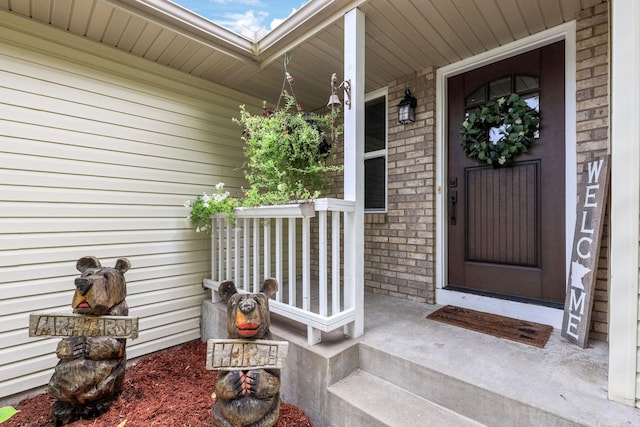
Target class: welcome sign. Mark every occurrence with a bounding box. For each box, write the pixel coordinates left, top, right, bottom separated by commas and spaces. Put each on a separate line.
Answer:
561, 156, 609, 348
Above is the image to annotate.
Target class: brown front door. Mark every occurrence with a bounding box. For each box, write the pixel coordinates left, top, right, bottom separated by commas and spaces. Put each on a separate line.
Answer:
447, 41, 566, 306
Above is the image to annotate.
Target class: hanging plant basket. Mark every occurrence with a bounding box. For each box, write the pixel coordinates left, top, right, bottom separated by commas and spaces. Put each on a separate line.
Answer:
235, 92, 342, 207
459, 93, 540, 167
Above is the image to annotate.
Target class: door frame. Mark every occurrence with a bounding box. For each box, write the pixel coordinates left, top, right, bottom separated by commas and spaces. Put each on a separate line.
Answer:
435, 21, 577, 328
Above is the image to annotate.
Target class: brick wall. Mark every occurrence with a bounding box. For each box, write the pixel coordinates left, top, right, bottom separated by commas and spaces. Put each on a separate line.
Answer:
575, 1, 610, 341
364, 68, 437, 303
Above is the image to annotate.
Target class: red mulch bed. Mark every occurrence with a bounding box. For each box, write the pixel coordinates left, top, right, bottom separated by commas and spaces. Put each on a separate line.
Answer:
5, 340, 313, 427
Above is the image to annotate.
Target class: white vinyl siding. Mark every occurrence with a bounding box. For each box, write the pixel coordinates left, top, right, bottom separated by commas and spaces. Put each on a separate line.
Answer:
0, 12, 252, 398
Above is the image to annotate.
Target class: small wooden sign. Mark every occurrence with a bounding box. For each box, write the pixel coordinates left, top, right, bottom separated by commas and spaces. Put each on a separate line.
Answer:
206, 339, 288, 371
561, 156, 609, 348
29, 313, 139, 339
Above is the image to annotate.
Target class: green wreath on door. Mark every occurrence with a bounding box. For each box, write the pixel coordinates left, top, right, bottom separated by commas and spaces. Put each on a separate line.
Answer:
460, 93, 540, 167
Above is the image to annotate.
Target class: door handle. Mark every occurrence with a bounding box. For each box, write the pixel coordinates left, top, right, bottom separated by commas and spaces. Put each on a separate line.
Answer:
449, 191, 457, 225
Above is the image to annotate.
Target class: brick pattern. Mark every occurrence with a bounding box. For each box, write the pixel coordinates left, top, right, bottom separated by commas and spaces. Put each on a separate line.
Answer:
364, 68, 437, 303
576, 2, 610, 341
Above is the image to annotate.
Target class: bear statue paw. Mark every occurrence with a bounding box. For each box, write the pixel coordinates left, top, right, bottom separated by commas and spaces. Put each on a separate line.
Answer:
240, 370, 257, 396
52, 401, 79, 427
230, 370, 264, 396
52, 399, 111, 426
229, 370, 253, 397
81, 399, 111, 419
71, 337, 88, 359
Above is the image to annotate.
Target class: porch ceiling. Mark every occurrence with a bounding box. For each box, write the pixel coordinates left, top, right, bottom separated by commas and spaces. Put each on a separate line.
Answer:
0, 0, 602, 110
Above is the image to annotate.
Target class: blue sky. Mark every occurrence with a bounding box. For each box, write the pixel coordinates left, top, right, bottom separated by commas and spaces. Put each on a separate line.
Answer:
173, 0, 309, 36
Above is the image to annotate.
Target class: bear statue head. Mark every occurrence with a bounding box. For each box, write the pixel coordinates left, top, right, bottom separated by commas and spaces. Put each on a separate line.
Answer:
218, 279, 278, 340
72, 256, 131, 315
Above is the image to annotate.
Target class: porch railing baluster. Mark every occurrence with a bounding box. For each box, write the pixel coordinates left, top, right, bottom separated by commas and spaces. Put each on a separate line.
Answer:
219, 218, 225, 281
243, 218, 250, 292
332, 211, 341, 315
233, 225, 240, 287
302, 216, 311, 311
275, 218, 283, 303
264, 219, 271, 280
288, 217, 296, 306
226, 222, 232, 283
211, 218, 220, 288
253, 218, 260, 293
318, 211, 328, 317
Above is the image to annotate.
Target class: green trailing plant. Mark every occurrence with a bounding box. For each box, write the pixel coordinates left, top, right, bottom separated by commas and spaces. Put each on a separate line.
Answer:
184, 183, 238, 233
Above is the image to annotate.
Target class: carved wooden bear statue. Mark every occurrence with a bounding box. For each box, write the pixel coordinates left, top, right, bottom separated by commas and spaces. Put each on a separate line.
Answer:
48, 256, 131, 426
213, 279, 281, 427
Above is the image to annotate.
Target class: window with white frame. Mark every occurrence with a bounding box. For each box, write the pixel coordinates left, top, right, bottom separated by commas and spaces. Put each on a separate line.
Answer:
364, 89, 388, 212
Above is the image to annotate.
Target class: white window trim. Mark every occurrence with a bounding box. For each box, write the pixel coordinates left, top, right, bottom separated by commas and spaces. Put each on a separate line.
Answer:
434, 21, 577, 329
364, 87, 388, 213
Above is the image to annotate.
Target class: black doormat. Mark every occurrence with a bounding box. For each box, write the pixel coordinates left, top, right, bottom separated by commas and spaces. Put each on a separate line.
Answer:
427, 305, 553, 348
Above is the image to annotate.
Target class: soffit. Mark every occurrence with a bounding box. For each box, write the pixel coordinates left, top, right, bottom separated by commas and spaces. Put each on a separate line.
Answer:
0, 0, 603, 111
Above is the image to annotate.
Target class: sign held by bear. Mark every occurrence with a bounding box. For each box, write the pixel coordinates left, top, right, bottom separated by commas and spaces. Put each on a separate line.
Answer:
29, 313, 138, 339
207, 339, 288, 370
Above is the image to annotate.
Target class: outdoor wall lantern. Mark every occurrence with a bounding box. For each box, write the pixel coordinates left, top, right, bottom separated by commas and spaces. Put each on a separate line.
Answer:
397, 89, 417, 124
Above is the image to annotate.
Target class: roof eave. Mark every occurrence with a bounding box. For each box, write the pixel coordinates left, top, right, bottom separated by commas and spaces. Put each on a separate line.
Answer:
110, 0, 257, 59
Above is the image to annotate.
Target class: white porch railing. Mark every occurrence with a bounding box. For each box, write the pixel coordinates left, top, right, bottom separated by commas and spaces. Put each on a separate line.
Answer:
203, 198, 360, 345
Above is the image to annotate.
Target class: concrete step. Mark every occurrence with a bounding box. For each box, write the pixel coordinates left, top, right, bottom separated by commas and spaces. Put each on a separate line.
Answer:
327, 369, 485, 427
358, 344, 585, 427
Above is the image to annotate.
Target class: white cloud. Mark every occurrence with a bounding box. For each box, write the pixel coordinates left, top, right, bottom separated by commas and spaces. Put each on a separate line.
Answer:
217, 10, 269, 35
179, 0, 306, 36
270, 17, 285, 30
269, 6, 299, 30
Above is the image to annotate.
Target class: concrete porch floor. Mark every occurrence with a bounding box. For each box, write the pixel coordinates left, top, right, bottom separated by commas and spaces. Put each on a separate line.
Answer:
202, 291, 640, 426
351, 292, 639, 426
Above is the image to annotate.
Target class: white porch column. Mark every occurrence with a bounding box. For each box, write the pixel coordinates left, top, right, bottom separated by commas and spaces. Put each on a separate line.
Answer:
610, 0, 640, 406
343, 7, 365, 338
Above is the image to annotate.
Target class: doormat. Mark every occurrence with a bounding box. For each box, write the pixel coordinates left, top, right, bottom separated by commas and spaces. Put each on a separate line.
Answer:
427, 305, 553, 348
